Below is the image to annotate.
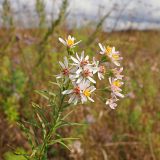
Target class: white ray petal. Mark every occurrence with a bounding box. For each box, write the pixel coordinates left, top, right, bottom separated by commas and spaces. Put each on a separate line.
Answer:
59, 61, 65, 68
100, 51, 105, 55
98, 43, 105, 51
77, 77, 83, 84
76, 53, 81, 61
62, 90, 73, 95
59, 38, 67, 46
109, 77, 112, 85
71, 56, 79, 63
69, 94, 76, 103
113, 61, 120, 66
115, 92, 124, 98
89, 86, 96, 92
81, 51, 84, 60
88, 96, 94, 102
85, 55, 89, 61
76, 68, 82, 74
81, 94, 87, 103
74, 40, 81, 46
64, 57, 68, 67
87, 77, 96, 84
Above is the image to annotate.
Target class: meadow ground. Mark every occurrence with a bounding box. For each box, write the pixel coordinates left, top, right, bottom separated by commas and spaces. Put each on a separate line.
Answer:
0, 28, 160, 160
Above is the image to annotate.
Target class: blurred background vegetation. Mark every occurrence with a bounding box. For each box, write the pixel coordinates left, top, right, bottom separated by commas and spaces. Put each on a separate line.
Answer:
0, 0, 160, 159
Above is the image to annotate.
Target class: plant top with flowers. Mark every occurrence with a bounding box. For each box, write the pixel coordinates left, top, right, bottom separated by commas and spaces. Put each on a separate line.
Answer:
19, 35, 124, 159
58, 35, 124, 108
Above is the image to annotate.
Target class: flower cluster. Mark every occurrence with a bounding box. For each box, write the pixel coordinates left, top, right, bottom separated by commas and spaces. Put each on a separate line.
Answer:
57, 35, 124, 108
98, 43, 124, 109
56, 50, 98, 105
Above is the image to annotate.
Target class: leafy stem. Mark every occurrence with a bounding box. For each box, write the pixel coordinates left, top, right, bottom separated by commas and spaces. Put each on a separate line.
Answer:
38, 80, 68, 159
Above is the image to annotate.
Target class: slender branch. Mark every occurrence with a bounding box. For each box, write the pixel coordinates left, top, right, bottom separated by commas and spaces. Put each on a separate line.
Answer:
110, 1, 132, 32
35, 0, 69, 68
86, 9, 112, 46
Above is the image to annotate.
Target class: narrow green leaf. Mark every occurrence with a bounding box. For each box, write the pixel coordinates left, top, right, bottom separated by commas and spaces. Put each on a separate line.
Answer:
36, 113, 47, 139
17, 122, 34, 148
62, 110, 74, 120
22, 120, 40, 129
56, 141, 71, 151
35, 90, 49, 100
48, 137, 79, 146
49, 81, 60, 87
56, 121, 86, 129
48, 91, 56, 97
32, 103, 48, 124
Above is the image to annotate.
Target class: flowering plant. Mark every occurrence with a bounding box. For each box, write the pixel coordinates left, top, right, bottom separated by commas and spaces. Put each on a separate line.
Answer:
57, 36, 124, 108
18, 35, 124, 159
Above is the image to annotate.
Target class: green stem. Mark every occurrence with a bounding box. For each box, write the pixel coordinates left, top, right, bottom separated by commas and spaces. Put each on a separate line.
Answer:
38, 87, 66, 159
67, 47, 74, 56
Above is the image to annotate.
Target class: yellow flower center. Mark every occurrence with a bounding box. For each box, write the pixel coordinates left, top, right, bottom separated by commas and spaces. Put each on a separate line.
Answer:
112, 54, 119, 60
113, 80, 122, 87
105, 46, 112, 55
67, 39, 74, 46
83, 89, 91, 97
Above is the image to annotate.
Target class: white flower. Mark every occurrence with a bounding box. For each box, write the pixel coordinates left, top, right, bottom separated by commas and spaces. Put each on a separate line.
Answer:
62, 81, 96, 104
112, 67, 124, 79
79, 80, 96, 103
56, 56, 79, 83
106, 96, 119, 109
92, 57, 105, 80
98, 43, 123, 66
71, 52, 96, 84
62, 83, 81, 105
76, 65, 96, 84
56, 57, 70, 80
59, 35, 81, 48
110, 47, 123, 66
109, 77, 124, 98
98, 43, 112, 55
97, 65, 106, 80
71, 51, 90, 73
